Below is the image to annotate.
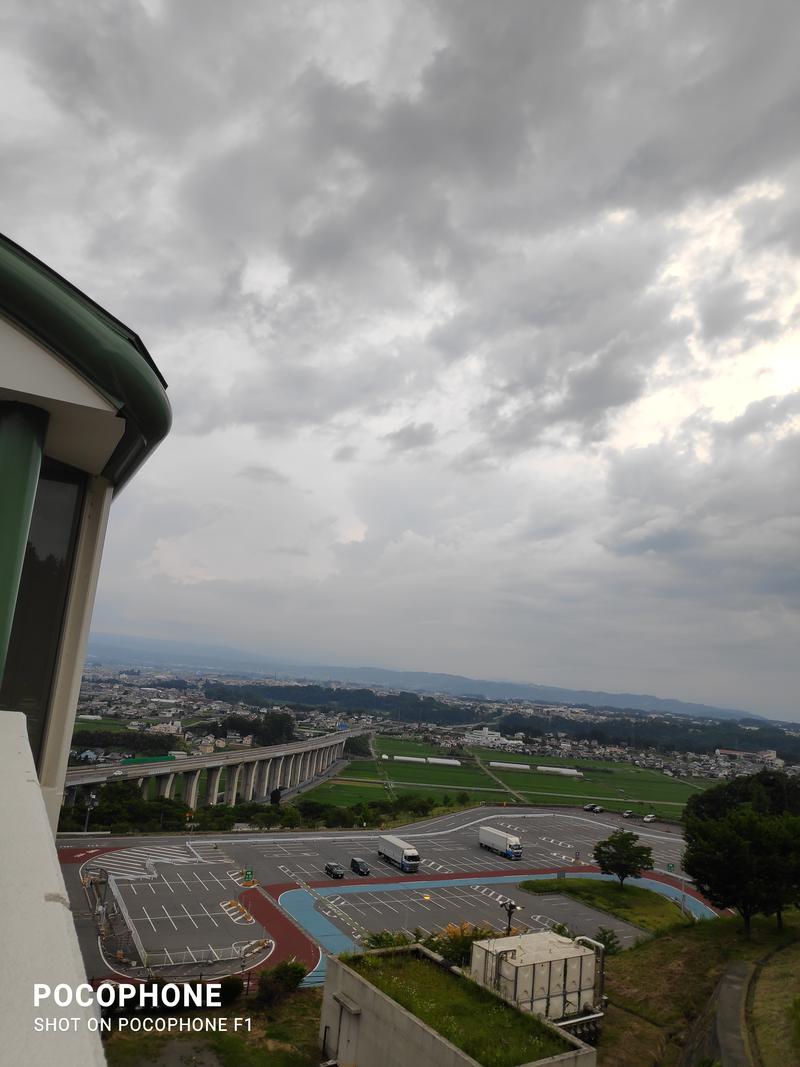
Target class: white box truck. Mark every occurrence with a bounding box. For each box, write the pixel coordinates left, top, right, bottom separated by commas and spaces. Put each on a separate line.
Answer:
479, 825, 523, 860
377, 835, 420, 872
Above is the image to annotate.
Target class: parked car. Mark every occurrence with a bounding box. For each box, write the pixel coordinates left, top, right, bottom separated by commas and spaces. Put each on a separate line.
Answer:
324, 862, 346, 879
642, 814, 657, 823
583, 803, 596, 811
350, 857, 371, 876
590, 804, 604, 813
622, 810, 634, 818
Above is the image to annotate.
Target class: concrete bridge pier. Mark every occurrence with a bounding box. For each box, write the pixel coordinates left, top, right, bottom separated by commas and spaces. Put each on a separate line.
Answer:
253, 758, 272, 798
267, 755, 283, 793
240, 761, 258, 802
155, 773, 175, 800
224, 763, 242, 806
205, 765, 223, 806
182, 768, 202, 810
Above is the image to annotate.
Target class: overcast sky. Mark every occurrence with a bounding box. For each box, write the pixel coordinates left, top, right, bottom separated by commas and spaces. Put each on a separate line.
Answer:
4, 1, 800, 719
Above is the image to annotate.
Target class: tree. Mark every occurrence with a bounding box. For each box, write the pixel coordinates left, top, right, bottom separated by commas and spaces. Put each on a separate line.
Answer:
344, 735, 372, 757
593, 829, 654, 887
683, 806, 787, 937
683, 772, 800, 935
594, 927, 621, 956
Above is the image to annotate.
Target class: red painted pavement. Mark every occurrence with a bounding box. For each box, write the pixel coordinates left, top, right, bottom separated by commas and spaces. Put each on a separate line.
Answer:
58, 846, 121, 863
239, 887, 321, 973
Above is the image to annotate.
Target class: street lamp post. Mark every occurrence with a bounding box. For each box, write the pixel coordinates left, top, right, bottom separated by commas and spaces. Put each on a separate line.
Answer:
83, 792, 98, 833
500, 899, 522, 937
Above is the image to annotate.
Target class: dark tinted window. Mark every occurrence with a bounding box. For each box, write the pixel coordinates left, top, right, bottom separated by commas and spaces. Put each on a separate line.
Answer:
0, 460, 84, 765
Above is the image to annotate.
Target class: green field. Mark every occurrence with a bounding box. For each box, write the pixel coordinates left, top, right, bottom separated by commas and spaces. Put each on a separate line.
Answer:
374, 736, 448, 757
339, 759, 383, 780
379, 762, 497, 788
73, 718, 132, 734
328, 744, 706, 814
489, 764, 700, 810
300, 779, 502, 808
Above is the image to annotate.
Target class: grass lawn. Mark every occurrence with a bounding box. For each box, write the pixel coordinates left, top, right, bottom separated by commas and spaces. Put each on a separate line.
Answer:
347, 952, 571, 1066
519, 878, 688, 934
104, 989, 322, 1067
749, 940, 800, 1066
597, 912, 800, 1067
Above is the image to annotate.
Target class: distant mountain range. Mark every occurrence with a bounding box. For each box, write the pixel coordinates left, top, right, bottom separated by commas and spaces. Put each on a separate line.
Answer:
86, 631, 761, 723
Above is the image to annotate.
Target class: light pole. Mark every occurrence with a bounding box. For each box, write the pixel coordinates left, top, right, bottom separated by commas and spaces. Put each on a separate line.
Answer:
500, 899, 522, 936
83, 792, 98, 833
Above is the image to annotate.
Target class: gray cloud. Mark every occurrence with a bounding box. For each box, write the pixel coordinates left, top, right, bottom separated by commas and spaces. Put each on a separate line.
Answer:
238, 464, 290, 485
382, 421, 437, 453
3, 0, 800, 715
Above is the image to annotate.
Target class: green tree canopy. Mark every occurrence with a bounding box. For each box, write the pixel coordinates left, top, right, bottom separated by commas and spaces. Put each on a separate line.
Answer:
593, 829, 654, 887
683, 773, 800, 934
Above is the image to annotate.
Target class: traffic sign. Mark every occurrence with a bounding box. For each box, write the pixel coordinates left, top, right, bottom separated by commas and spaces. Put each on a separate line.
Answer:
244, 868, 253, 881
667, 863, 675, 873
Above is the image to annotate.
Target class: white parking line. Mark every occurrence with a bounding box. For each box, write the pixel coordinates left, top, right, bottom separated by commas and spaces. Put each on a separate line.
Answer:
140, 907, 156, 932
161, 905, 178, 930
199, 903, 219, 928
181, 904, 199, 929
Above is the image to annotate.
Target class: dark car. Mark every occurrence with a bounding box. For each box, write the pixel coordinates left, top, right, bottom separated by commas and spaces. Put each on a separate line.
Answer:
591, 804, 604, 813
583, 803, 596, 811
350, 857, 371, 876
324, 862, 345, 879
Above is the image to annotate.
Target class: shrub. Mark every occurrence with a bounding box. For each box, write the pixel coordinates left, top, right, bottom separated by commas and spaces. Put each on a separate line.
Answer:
256, 960, 307, 1006
218, 975, 244, 1005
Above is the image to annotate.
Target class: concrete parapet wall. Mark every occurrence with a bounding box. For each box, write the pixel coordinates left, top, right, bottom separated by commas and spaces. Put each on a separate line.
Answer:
320, 948, 596, 1067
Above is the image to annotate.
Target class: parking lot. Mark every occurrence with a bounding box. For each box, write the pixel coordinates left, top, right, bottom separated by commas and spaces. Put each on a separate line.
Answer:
66, 806, 687, 976
111, 864, 271, 968
222, 811, 686, 885
314, 879, 644, 948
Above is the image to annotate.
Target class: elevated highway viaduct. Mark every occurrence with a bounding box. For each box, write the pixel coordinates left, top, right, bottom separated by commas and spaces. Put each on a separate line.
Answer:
63, 729, 366, 808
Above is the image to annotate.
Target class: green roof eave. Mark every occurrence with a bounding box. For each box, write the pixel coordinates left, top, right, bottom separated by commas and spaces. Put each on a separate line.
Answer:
0, 233, 171, 491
